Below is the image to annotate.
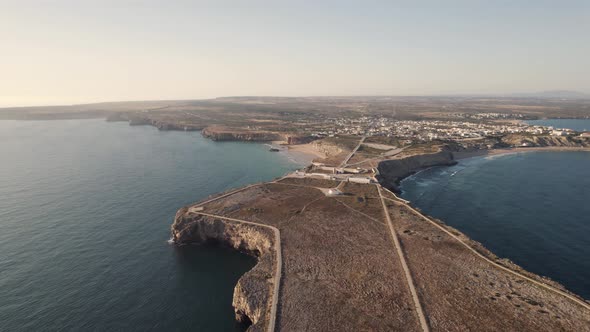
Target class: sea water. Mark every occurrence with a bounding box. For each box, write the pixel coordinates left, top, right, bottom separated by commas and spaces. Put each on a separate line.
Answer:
400, 151, 590, 299
0, 119, 301, 331
527, 118, 590, 132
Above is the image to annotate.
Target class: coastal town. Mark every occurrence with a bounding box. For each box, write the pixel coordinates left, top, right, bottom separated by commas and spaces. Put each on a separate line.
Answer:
306, 115, 561, 140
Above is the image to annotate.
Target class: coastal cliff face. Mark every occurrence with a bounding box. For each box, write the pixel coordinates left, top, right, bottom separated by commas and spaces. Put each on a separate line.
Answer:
201, 127, 283, 142
106, 113, 203, 131
171, 208, 275, 332
151, 121, 203, 131
377, 150, 456, 192
501, 134, 590, 147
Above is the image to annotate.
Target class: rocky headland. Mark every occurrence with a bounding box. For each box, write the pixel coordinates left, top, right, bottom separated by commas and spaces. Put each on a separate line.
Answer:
171, 149, 590, 331
376, 150, 457, 192
501, 133, 590, 147
107, 113, 205, 131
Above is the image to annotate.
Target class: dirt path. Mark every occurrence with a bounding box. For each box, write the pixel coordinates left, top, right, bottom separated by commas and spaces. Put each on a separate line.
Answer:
340, 136, 366, 167
377, 185, 431, 332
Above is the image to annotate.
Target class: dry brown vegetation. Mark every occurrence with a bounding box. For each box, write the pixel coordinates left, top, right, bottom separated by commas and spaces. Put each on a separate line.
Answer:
176, 178, 590, 331
4, 96, 589, 135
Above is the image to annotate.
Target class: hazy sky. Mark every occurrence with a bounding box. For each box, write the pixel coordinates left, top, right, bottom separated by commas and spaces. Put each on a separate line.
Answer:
1, 0, 589, 107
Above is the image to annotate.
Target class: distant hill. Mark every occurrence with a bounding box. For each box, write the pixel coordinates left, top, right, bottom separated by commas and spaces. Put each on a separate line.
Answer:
2, 95, 590, 121
509, 90, 590, 99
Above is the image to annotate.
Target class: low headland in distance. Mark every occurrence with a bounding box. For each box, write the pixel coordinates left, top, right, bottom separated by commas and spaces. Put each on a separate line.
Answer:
2, 96, 590, 331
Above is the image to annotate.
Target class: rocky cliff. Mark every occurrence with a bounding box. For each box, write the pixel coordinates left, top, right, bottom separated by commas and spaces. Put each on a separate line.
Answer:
501, 134, 590, 147
201, 127, 283, 142
152, 121, 203, 131
171, 208, 276, 332
284, 135, 316, 145
106, 113, 203, 131
377, 150, 456, 192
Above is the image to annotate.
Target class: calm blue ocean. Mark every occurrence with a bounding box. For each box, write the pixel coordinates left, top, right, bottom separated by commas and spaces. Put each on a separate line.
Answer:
400, 151, 590, 299
527, 119, 590, 132
0, 119, 301, 331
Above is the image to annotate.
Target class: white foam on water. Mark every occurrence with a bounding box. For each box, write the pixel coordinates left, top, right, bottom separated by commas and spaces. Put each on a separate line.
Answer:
450, 168, 465, 177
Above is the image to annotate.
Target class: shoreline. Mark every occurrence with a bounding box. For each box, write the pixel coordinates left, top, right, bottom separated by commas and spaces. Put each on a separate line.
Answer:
269, 141, 326, 166
5, 115, 590, 330
174, 137, 590, 329
380, 187, 590, 308
453, 146, 590, 160
174, 169, 590, 331
396, 146, 590, 191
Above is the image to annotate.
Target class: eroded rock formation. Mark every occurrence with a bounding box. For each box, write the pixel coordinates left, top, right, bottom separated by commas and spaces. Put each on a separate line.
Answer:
201, 127, 283, 142
377, 150, 456, 192
501, 134, 590, 147
172, 207, 276, 332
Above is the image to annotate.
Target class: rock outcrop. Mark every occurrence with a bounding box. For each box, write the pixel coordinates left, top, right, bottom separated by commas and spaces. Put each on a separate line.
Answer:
152, 121, 203, 131
377, 150, 456, 192
171, 208, 276, 332
501, 134, 590, 147
284, 135, 316, 145
201, 127, 283, 142
107, 113, 203, 131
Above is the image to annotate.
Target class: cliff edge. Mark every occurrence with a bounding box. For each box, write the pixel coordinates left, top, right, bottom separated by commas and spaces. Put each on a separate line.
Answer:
377, 150, 456, 192
201, 127, 283, 142
172, 207, 277, 332
170, 178, 590, 332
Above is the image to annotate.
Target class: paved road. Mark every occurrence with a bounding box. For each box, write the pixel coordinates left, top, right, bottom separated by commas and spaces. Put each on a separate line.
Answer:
377, 185, 431, 332
340, 136, 366, 167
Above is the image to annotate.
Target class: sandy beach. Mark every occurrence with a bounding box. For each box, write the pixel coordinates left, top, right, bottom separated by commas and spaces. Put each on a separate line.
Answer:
270, 141, 326, 166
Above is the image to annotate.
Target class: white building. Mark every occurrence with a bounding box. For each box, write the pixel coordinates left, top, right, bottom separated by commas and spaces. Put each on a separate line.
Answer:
348, 177, 373, 184
327, 189, 343, 196
551, 130, 567, 136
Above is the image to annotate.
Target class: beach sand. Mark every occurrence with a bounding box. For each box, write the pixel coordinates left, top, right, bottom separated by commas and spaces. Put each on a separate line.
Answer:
264, 141, 326, 166
271, 141, 327, 166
